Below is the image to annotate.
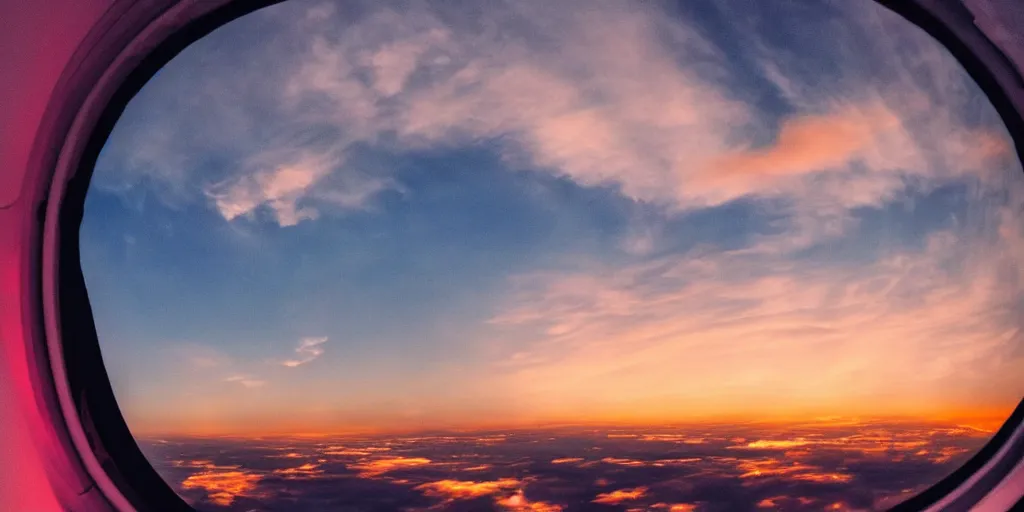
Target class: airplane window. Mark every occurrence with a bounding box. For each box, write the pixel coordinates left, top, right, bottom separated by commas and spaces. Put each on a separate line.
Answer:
79, 0, 1024, 510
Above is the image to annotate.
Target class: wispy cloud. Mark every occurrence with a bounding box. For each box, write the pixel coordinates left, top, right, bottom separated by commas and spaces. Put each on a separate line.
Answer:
206, 155, 334, 227
282, 336, 328, 367
486, 181, 1024, 420
223, 375, 267, 389
98, 0, 1016, 237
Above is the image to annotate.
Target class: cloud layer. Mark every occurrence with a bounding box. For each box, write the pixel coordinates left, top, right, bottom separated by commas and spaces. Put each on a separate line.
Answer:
144, 421, 991, 511
96, 0, 1015, 229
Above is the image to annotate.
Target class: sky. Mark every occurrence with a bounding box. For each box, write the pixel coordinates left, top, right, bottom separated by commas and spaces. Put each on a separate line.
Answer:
80, 0, 1024, 436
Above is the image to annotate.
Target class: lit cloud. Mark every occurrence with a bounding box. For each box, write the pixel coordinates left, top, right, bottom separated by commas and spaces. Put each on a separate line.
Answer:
348, 456, 432, 478
550, 458, 583, 465
271, 463, 324, 478
496, 491, 564, 512
282, 336, 328, 367
592, 487, 648, 505
698, 103, 902, 185
179, 462, 264, 506
414, 478, 521, 501
651, 504, 698, 512
601, 457, 646, 467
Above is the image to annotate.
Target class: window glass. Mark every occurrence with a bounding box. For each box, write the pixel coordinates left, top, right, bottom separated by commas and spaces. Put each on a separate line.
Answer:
81, 0, 1024, 510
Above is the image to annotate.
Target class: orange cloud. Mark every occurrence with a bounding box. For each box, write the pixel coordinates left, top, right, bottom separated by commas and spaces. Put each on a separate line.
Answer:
653, 458, 702, 466
349, 456, 432, 478
415, 478, 521, 501
930, 446, 968, 464
637, 434, 687, 442
734, 458, 853, 484
737, 459, 809, 478
601, 457, 646, 467
551, 458, 584, 464
704, 104, 901, 182
652, 504, 699, 512
323, 449, 372, 456
741, 440, 813, 450
181, 469, 262, 506
592, 487, 648, 505
496, 491, 564, 512
730, 431, 941, 456
322, 444, 393, 456
272, 463, 324, 478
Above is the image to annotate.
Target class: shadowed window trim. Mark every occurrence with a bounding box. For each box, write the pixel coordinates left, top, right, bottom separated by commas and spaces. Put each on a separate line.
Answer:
15, 0, 1024, 510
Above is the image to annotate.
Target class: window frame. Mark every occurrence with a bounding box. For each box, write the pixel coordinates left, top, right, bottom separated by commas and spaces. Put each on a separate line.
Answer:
15, 0, 1024, 510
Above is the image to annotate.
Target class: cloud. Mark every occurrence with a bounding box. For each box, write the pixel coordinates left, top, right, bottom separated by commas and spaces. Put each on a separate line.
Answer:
496, 491, 563, 512
550, 458, 583, 464
271, 463, 324, 478
485, 179, 1024, 421
592, 487, 648, 505
223, 375, 267, 389
97, 0, 1019, 240
282, 336, 328, 367
699, 103, 901, 183
156, 419, 993, 510
93, 0, 957, 228
348, 456, 432, 478
651, 504, 698, 512
207, 156, 333, 227
414, 478, 521, 501
169, 343, 233, 371
735, 458, 853, 483
179, 462, 264, 506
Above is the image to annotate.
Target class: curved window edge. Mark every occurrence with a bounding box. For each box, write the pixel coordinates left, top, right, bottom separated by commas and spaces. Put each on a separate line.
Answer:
27, 0, 288, 510
15, 0, 1024, 510
874, 0, 1024, 510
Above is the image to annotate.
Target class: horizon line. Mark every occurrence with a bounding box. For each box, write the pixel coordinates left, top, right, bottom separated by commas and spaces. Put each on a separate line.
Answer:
130, 410, 1011, 440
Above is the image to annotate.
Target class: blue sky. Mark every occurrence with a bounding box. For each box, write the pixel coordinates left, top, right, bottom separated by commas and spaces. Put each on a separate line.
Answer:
80, 0, 1024, 435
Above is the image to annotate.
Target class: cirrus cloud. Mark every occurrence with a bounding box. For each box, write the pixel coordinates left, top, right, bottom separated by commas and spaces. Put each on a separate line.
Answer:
282, 336, 329, 367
